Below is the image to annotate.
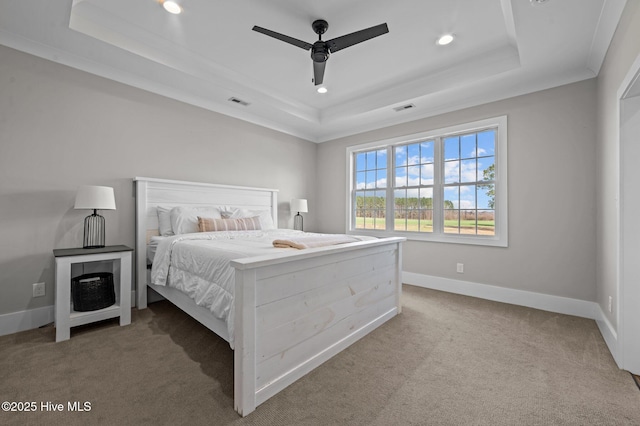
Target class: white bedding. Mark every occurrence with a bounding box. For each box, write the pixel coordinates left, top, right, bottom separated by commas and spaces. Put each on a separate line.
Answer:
150, 229, 374, 348
147, 236, 165, 264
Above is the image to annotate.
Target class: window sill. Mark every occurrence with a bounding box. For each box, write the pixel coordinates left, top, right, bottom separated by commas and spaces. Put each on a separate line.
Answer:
347, 229, 508, 247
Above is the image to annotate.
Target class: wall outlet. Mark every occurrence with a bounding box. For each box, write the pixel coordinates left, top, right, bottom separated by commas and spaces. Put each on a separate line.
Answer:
33, 282, 45, 297
456, 263, 464, 273
608, 296, 613, 313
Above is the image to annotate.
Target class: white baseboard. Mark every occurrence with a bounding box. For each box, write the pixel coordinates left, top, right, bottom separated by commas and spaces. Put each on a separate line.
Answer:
0, 305, 54, 337
594, 304, 619, 366
403, 272, 599, 320
0, 290, 137, 337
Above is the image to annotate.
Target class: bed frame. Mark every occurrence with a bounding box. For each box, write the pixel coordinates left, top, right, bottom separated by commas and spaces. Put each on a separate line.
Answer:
134, 177, 404, 416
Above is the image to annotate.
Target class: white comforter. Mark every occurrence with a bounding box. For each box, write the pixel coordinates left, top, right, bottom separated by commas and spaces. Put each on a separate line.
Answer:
151, 229, 373, 348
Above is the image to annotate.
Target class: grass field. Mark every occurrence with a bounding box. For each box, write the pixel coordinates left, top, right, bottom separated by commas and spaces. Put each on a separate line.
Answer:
355, 217, 495, 235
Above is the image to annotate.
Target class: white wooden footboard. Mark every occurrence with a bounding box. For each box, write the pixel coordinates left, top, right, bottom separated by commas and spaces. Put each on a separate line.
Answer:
231, 237, 404, 416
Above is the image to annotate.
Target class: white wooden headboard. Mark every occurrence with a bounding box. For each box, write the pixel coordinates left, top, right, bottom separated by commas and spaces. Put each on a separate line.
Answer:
133, 176, 279, 307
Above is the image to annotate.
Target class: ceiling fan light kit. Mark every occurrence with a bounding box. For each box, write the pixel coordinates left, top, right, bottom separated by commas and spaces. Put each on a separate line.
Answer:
437, 34, 455, 46
252, 19, 389, 86
162, 1, 182, 14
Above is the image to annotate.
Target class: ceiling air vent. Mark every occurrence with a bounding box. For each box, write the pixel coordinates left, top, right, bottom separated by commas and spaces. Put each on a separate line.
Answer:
228, 97, 250, 106
393, 103, 416, 112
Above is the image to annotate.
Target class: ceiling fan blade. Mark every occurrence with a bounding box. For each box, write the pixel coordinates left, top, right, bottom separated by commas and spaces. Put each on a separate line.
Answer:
326, 23, 389, 53
313, 61, 326, 86
252, 26, 313, 50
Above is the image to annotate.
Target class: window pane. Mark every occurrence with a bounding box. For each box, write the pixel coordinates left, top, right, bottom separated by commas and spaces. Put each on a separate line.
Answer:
477, 157, 495, 182
444, 209, 459, 234
419, 187, 433, 233
408, 166, 420, 186
364, 213, 375, 229
444, 187, 459, 209
377, 149, 387, 168
394, 189, 406, 231
444, 160, 460, 184
478, 210, 495, 235
419, 209, 433, 233
374, 190, 386, 230
395, 145, 407, 167
421, 141, 434, 162
394, 189, 407, 207
477, 130, 495, 157
356, 172, 366, 189
366, 151, 376, 169
461, 134, 476, 159
366, 170, 376, 189
408, 144, 420, 165
395, 166, 408, 187
460, 159, 476, 183
421, 164, 434, 185
365, 191, 375, 209
377, 169, 387, 188
460, 210, 477, 235
477, 184, 495, 209
394, 209, 407, 231
444, 136, 459, 161
460, 185, 476, 210
356, 153, 366, 171
355, 191, 365, 229
419, 188, 433, 208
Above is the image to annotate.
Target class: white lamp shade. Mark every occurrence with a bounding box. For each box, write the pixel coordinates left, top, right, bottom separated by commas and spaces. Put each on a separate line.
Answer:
74, 186, 116, 210
291, 199, 308, 213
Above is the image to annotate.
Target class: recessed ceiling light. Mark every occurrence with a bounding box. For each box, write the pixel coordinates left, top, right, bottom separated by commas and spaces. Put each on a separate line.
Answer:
436, 34, 455, 46
317, 87, 328, 94
162, 1, 182, 14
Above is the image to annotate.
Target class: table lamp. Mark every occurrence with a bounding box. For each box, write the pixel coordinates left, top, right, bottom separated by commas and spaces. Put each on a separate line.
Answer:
291, 199, 308, 231
74, 185, 116, 248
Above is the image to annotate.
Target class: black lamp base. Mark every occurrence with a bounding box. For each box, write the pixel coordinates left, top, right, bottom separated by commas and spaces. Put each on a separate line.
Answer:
294, 212, 304, 231
83, 210, 105, 249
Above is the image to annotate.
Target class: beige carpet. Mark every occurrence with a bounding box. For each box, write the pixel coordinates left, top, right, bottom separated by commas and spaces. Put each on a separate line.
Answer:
1, 285, 639, 425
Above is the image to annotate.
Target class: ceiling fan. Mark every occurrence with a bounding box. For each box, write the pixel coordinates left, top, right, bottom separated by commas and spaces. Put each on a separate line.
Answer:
252, 20, 389, 86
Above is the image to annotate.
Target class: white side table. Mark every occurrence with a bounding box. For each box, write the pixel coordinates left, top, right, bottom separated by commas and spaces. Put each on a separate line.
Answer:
53, 245, 133, 342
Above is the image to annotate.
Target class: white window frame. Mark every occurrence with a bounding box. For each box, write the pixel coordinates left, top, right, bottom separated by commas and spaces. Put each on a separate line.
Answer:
346, 116, 508, 247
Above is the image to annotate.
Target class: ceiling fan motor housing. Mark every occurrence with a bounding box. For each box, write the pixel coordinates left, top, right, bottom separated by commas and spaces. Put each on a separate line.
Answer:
312, 41, 330, 62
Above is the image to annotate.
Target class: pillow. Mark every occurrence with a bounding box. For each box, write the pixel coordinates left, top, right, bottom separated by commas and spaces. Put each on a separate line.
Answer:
156, 206, 174, 236
223, 208, 275, 230
197, 216, 262, 232
170, 206, 222, 235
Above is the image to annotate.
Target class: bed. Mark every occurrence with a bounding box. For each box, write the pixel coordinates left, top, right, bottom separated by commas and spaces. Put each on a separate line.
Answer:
134, 177, 404, 416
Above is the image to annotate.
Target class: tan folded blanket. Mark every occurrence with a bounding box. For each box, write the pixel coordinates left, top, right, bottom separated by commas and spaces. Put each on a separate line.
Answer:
273, 233, 361, 249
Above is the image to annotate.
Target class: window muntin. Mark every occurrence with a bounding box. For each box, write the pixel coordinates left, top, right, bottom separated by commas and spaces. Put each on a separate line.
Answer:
348, 116, 507, 247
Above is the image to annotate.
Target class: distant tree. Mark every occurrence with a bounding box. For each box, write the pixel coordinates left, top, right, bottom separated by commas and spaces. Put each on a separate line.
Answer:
479, 164, 495, 209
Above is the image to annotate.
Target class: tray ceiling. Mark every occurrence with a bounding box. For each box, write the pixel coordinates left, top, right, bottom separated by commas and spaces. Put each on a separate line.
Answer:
0, 0, 627, 142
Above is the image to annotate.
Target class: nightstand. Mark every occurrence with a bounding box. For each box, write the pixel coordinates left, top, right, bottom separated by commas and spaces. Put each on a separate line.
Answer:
53, 245, 133, 342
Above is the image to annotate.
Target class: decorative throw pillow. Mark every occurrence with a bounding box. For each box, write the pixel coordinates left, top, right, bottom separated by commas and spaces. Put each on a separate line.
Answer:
197, 216, 262, 232
222, 208, 275, 230
170, 206, 222, 234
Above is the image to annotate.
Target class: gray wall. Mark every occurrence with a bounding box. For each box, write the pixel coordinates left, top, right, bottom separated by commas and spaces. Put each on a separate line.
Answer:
0, 45, 317, 316
596, 0, 640, 329
317, 79, 598, 302
5, 5, 639, 324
